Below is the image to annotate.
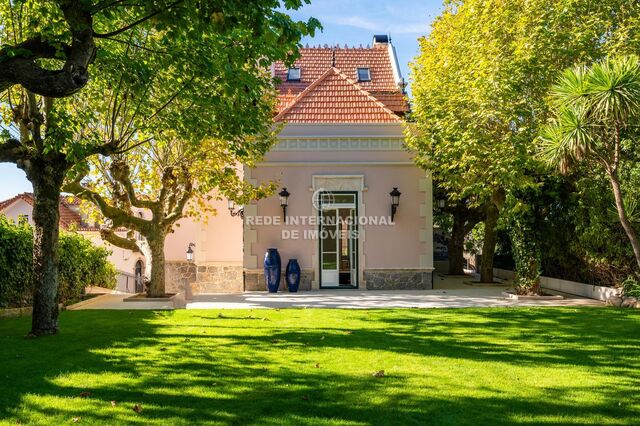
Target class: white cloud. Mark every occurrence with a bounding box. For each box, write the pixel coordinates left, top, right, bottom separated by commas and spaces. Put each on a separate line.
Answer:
325, 14, 426, 35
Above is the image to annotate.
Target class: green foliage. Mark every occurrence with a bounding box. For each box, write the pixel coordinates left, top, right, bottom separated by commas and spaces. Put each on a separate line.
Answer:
407, 0, 640, 206
410, 0, 640, 284
621, 276, 640, 298
0, 216, 33, 308
539, 56, 640, 174
57, 231, 117, 305
539, 55, 640, 272
507, 212, 541, 295
0, 216, 115, 308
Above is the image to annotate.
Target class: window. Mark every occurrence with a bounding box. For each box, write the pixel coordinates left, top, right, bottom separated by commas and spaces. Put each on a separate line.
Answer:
357, 67, 371, 82
287, 67, 301, 81
17, 214, 29, 225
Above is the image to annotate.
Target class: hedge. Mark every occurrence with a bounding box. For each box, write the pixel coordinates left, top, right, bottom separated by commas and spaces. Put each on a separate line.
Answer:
0, 216, 116, 308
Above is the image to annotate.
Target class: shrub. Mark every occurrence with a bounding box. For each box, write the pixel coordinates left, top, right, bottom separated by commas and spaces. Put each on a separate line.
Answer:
0, 216, 33, 307
622, 276, 640, 298
0, 216, 116, 308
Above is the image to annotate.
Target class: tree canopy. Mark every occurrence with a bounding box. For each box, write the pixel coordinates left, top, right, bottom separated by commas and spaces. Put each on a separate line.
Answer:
408, 0, 640, 283
0, 0, 320, 335
539, 55, 640, 271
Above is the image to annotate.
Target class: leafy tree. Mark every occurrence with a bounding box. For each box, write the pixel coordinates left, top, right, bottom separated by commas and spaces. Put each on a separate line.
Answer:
66, 137, 275, 297
0, 1, 319, 335
539, 56, 640, 272
408, 0, 640, 282
435, 194, 483, 275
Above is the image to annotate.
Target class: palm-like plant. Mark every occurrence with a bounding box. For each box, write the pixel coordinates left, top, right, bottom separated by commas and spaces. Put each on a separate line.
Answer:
539, 55, 640, 271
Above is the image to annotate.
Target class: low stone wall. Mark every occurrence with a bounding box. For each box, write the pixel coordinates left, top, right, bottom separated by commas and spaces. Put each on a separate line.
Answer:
493, 268, 621, 302
364, 269, 433, 290
195, 264, 243, 293
244, 269, 313, 292
165, 261, 243, 294
493, 268, 515, 280
165, 261, 196, 294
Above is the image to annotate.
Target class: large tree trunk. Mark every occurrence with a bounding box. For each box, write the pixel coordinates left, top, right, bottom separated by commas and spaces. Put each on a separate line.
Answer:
146, 231, 167, 297
448, 214, 467, 275
609, 172, 640, 271
480, 202, 500, 283
447, 206, 483, 275
24, 159, 66, 336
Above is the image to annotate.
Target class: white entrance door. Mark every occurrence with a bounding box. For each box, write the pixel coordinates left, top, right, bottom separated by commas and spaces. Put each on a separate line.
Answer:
319, 192, 358, 288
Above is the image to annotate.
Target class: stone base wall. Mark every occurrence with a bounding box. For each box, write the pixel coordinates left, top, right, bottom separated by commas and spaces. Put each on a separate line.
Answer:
165, 261, 196, 293
195, 264, 243, 293
364, 269, 433, 290
165, 261, 243, 294
244, 269, 314, 292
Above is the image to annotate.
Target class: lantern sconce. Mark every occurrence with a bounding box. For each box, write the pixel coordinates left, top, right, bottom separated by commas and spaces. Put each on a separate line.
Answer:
279, 187, 290, 220
228, 199, 244, 219
437, 198, 446, 209
186, 243, 195, 262
390, 187, 401, 221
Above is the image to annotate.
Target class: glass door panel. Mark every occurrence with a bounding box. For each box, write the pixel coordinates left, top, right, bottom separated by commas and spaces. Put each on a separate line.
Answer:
320, 192, 358, 288
321, 209, 338, 286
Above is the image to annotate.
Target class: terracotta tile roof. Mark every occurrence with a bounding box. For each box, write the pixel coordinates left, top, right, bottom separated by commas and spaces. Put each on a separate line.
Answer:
274, 67, 402, 123
0, 192, 92, 230
274, 44, 408, 122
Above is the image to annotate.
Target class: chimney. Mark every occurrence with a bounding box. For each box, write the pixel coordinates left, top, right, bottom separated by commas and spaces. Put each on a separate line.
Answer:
372, 34, 389, 46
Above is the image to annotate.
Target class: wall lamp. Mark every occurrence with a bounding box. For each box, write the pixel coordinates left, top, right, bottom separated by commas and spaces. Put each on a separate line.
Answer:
228, 199, 244, 218
390, 187, 401, 221
437, 198, 446, 209
186, 243, 195, 262
279, 188, 290, 220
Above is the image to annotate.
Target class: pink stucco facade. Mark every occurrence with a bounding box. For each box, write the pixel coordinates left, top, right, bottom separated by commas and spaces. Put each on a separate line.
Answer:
243, 123, 434, 290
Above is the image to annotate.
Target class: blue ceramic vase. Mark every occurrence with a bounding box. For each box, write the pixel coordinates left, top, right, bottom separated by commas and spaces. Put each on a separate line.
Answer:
286, 259, 301, 292
264, 248, 281, 293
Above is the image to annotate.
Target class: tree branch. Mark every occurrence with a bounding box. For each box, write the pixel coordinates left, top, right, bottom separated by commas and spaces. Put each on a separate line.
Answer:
0, 138, 27, 163
63, 178, 148, 230
0, 0, 96, 97
164, 167, 193, 224
110, 160, 157, 209
100, 228, 142, 253
93, 0, 184, 39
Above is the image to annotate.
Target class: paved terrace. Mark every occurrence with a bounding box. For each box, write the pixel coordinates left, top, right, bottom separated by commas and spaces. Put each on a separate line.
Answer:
71, 274, 604, 310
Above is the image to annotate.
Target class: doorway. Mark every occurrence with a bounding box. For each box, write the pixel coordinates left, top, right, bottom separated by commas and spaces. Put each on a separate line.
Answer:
319, 192, 358, 288
134, 260, 145, 293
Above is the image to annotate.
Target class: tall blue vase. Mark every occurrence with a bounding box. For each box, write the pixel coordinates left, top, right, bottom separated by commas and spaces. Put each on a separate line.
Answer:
286, 259, 301, 292
264, 248, 281, 293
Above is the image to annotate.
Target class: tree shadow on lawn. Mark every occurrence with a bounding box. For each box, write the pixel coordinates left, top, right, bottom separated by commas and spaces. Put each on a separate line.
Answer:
0, 308, 638, 424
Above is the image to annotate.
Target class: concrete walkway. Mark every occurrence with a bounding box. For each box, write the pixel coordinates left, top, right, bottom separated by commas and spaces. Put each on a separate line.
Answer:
70, 274, 604, 310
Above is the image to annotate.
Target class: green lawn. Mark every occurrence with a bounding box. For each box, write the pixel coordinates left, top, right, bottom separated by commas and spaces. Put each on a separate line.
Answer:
1, 308, 639, 425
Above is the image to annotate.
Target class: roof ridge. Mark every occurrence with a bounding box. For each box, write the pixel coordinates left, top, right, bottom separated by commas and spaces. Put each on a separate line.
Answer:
274, 67, 402, 123
330, 68, 402, 122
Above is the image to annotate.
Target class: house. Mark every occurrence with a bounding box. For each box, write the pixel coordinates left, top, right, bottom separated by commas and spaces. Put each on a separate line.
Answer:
0, 192, 148, 291
241, 35, 434, 290
0, 35, 435, 293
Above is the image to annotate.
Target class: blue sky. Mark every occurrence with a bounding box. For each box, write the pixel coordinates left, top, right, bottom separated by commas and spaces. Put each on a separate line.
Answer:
0, 0, 442, 201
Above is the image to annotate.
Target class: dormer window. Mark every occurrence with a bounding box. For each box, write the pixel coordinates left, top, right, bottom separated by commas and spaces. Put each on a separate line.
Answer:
287, 67, 301, 81
357, 67, 371, 82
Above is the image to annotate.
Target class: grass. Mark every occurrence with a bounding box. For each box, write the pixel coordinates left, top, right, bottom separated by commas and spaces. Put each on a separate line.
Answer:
0, 308, 639, 425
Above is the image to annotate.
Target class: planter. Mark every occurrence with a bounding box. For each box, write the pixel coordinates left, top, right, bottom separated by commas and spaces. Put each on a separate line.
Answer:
286, 259, 301, 292
123, 293, 177, 302
264, 248, 282, 293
